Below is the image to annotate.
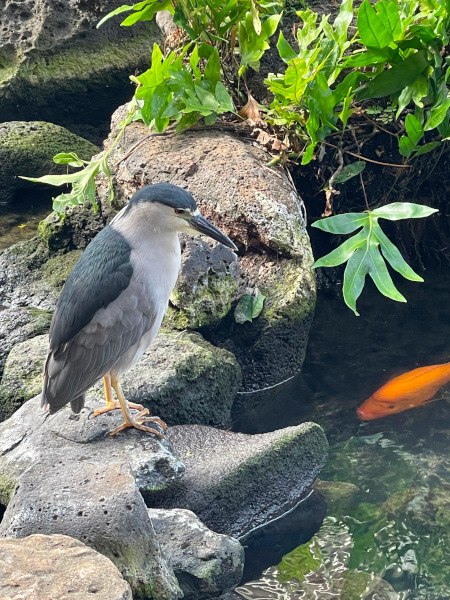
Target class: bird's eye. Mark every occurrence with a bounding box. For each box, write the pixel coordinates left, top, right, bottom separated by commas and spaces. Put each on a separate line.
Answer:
174, 208, 186, 215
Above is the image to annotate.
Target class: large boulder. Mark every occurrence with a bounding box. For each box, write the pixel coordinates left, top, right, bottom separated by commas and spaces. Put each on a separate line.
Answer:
0, 534, 133, 600
0, 0, 163, 137
0, 329, 242, 426
0, 121, 99, 203
148, 423, 328, 538
95, 112, 317, 390
0, 397, 185, 599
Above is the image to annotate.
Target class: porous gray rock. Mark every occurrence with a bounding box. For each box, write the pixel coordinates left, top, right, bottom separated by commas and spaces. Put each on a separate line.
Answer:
0, 334, 48, 421
0, 305, 51, 377
0, 329, 241, 427
165, 236, 239, 330
0, 237, 81, 309
0, 396, 184, 493
0, 462, 181, 600
0, 121, 99, 203
0, 534, 133, 600
0, 0, 163, 136
149, 508, 244, 599
0, 397, 185, 599
148, 423, 328, 538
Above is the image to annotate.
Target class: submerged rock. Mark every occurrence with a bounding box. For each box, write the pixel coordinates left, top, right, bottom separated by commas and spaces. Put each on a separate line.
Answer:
0, 534, 133, 600
148, 423, 328, 538
0, 121, 99, 204
149, 508, 244, 599
0, 329, 241, 427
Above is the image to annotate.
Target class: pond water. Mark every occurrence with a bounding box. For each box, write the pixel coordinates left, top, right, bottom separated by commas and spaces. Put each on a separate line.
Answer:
232, 267, 450, 599
0, 189, 53, 250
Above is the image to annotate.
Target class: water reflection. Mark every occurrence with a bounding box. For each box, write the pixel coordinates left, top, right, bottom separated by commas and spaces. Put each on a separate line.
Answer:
233, 268, 450, 599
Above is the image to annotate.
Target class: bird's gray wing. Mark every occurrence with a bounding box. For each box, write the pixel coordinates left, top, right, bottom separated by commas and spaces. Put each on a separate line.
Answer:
43, 280, 159, 413
43, 225, 140, 412
49, 226, 133, 349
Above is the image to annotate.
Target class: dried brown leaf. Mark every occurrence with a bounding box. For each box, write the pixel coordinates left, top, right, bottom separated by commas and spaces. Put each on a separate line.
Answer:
238, 92, 261, 121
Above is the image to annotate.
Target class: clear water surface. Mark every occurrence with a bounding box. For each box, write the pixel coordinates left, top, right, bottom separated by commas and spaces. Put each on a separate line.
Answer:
232, 267, 450, 599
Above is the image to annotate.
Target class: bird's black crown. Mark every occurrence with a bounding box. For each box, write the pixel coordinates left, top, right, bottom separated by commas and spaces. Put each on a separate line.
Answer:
128, 183, 198, 212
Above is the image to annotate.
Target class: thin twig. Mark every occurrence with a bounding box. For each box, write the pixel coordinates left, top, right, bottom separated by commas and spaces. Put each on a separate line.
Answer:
323, 141, 412, 168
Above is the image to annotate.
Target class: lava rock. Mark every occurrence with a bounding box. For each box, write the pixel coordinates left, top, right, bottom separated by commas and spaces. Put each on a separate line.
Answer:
0, 121, 99, 203
0, 0, 163, 136
0, 462, 181, 600
0, 534, 133, 600
149, 508, 244, 599
148, 423, 328, 538
0, 329, 242, 427
0, 305, 51, 377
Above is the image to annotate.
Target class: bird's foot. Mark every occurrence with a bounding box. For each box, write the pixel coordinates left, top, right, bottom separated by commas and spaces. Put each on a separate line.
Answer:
93, 401, 144, 417
108, 409, 168, 438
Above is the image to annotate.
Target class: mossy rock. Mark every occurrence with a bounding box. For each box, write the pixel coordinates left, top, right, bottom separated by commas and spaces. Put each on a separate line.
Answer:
314, 479, 359, 516
0, 237, 81, 309
0, 121, 99, 203
0, 334, 48, 421
91, 329, 242, 427
163, 236, 239, 330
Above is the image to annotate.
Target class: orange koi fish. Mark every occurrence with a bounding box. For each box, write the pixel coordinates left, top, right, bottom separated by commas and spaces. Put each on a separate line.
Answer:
357, 362, 450, 420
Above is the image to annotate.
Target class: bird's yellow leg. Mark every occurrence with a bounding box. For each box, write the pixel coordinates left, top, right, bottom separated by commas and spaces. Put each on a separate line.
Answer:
108, 375, 167, 438
93, 373, 144, 417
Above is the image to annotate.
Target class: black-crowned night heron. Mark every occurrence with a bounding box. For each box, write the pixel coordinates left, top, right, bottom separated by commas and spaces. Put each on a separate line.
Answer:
42, 183, 237, 437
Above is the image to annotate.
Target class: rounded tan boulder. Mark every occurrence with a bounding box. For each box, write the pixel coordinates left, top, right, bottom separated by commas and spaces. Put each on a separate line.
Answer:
0, 534, 132, 600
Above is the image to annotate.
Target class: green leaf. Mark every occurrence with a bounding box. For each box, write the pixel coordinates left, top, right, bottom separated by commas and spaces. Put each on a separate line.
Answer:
375, 0, 402, 40
234, 290, 266, 323
176, 112, 199, 132
398, 135, 415, 157
301, 142, 316, 165
334, 161, 366, 183
277, 30, 297, 63
97, 4, 135, 28
333, 0, 354, 48
203, 48, 222, 91
215, 81, 234, 112
345, 48, 393, 67
424, 99, 450, 131
357, 50, 430, 100
312, 212, 368, 234
312, 205, 437, 315
195, 85, 220, 111
405, 113, 423, 145
371, 202, 438, 220
411, 141, 441, 157
53, 152, 88, 167
357, 0, 393, 49
120, 0, 171, 25
313, 229, 367, 268
372, 222, 423, 281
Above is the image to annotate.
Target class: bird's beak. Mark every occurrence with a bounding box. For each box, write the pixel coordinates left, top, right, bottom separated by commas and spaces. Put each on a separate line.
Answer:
189, 214, 237, 250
